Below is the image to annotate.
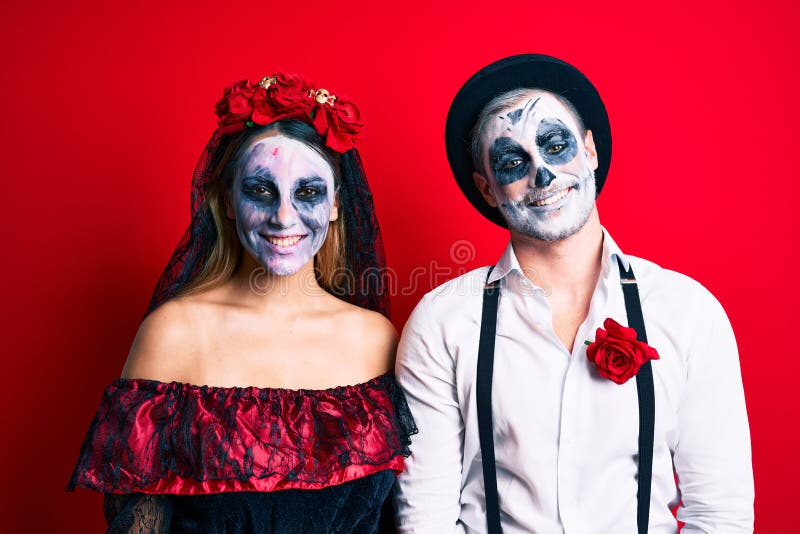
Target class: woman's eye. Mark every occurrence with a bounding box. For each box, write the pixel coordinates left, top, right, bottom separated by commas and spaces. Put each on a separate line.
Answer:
245, 184, 274, 198
250, 185, 273, 196
546, 144, 564, 154
296, 187, 320, 198
503, 159, 523, 170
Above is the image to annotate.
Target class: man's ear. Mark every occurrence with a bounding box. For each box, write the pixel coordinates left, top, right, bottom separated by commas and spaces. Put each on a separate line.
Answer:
473, 171, 498, 208
584, 130, 599, 171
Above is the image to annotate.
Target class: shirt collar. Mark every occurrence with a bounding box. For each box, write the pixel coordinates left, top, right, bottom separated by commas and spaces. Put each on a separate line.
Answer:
487, 226, 630, 285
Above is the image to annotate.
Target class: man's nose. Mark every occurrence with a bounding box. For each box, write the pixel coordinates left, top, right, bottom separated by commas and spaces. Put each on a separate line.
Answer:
534, 166, 556, 188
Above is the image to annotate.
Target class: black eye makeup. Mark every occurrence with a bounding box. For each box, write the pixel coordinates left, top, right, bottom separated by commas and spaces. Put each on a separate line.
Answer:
535, 119, 578, 165
489, 137, 531, 186
242, 175, 278, 202
292, 177, 328, 205
241, 174, 330, 207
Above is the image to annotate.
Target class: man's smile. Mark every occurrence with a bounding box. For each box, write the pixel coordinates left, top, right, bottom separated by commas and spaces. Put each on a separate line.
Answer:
526, 185, 575, 208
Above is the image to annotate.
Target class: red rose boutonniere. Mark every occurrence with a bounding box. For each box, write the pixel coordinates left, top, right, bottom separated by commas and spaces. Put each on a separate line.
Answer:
585, 318, 660, 385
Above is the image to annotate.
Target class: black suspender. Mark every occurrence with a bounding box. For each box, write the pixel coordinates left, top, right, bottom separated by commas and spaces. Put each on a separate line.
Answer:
618, 257, 655, 533
476, 276, 502, 534
476, 258, 655, 534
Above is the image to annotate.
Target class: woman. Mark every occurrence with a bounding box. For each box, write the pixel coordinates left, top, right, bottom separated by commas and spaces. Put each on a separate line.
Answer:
68, 73, 415, 533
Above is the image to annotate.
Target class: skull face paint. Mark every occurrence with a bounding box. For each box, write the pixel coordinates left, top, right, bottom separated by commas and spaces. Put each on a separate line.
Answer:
480, 91, 597, 242
231, 134, 336, 276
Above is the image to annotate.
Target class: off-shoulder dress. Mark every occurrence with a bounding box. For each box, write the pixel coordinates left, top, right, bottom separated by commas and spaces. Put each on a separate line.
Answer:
68, 373, 416, 533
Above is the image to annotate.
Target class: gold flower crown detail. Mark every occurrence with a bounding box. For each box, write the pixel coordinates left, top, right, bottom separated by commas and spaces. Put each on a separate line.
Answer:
258, 76, 337, 107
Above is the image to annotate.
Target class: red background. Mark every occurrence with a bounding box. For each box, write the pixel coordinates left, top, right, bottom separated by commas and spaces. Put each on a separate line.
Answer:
2, 0, 797, 531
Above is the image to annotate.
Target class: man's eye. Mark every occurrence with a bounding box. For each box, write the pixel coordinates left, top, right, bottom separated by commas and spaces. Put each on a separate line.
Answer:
503, 159, 523, 170
546, 144, 564, 154
252, 185, 271, 195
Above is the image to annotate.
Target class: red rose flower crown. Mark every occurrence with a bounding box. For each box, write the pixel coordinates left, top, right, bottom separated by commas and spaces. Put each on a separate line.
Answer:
214, 73, 363, 153
585, 318, 660, 385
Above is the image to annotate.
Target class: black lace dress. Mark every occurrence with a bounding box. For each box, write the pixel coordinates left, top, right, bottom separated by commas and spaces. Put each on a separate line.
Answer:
68, 373, 416, 533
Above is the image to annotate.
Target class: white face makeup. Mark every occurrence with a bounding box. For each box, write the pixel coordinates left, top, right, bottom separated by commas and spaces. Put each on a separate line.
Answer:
478, 90, 598, 242
230, 134, 336, 276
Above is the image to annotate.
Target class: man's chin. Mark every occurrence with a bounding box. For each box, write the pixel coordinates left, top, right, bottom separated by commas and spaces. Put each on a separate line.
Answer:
506, 211, 588, 243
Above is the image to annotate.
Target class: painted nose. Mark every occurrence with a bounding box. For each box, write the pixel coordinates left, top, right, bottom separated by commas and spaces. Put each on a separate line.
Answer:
535, 166, 556, 188
269, 197, 296, 229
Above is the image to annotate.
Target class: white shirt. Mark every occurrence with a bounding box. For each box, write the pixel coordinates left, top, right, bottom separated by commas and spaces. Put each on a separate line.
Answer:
394, 229, 753, 533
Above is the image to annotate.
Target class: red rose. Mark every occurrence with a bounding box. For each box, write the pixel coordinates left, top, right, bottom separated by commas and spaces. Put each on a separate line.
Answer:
210, 73, 362, 153
312, 98, 363, 152
255, 72, 314, 123
247, 85, 272, 126
585, 318, 660, 385
215, 79, 256, 134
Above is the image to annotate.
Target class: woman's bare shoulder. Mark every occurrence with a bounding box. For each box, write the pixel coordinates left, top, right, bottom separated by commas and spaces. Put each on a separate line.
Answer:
120, 297, 205, 382
331, 299, 398, 377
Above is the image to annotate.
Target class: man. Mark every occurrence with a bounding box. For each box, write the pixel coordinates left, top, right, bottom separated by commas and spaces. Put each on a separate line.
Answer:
394, 55, 753, 533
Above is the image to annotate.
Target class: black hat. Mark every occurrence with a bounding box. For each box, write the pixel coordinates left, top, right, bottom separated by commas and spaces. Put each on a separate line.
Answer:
445, 54, 612, 228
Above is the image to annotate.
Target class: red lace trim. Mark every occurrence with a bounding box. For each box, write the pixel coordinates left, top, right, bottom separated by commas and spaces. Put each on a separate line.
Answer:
68, 373, 414, 494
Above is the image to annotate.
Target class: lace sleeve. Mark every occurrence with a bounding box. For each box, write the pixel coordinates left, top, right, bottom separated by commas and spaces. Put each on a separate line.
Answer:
103, 494, 172, 534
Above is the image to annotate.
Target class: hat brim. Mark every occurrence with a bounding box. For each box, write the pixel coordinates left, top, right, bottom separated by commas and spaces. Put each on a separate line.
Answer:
445, 54, 612, 228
